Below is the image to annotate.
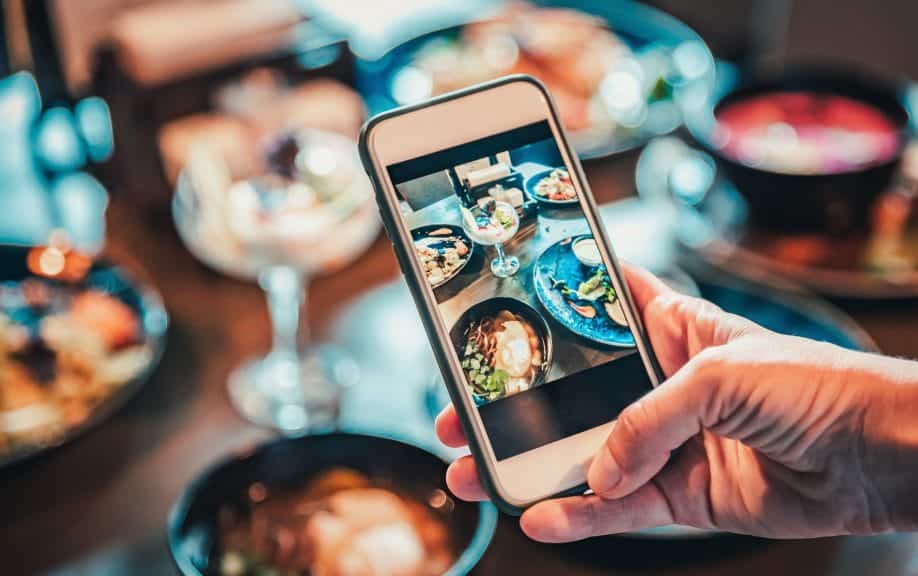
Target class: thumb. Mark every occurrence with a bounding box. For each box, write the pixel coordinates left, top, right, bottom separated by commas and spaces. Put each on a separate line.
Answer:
622, 264, 757, 377
642, 287, 759, 378
587, 348, 730, 500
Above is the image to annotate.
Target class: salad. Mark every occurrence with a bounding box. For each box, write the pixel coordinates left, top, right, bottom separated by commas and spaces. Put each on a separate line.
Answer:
459, 310, 544, 401
551, 268, 628, 326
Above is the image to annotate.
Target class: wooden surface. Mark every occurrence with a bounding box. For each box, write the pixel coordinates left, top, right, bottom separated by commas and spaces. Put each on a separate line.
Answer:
2, 153, 918, 575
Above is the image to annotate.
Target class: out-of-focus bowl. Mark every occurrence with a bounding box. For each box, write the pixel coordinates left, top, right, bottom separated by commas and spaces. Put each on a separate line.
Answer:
686, 68, 911, 234
168, 432, 498, 576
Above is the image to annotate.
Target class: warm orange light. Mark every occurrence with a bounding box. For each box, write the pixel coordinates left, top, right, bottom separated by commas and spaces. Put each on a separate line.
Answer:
26, 245, 93, 282
38, 247, 66, 276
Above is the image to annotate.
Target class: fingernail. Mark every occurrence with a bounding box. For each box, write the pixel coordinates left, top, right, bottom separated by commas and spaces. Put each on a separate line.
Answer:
588, 444, 622, 497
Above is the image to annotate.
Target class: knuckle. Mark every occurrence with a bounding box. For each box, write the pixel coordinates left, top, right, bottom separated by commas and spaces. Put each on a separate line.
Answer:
690, 346, 729, 380
615, 398, 656, 452
685, 345, 741, 425
646, 293, 687, 321
643, 294, 680, 328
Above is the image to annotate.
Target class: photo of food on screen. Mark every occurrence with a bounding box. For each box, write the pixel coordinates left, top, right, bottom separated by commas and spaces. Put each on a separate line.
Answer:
386, 121, 644, 420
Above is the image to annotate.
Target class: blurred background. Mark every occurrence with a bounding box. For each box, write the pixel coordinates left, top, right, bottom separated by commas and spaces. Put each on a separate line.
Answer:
1, 1, 917, 575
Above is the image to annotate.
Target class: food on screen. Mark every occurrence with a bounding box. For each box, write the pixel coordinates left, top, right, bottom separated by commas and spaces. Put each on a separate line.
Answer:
459, 199, 519, 246
412, 226, 472, 287
533, 168, 577, 202
460, 309, 545, 401
551, 267, 627, 326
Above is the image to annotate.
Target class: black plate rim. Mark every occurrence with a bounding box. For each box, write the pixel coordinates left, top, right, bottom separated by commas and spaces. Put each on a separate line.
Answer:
675, 181, 918, 300
0, 245, 169, 468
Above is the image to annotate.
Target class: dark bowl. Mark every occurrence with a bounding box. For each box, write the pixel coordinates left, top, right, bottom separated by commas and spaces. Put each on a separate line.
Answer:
168, 432, 497, 576
686, 67, 912, 234
448, 297, 553, 402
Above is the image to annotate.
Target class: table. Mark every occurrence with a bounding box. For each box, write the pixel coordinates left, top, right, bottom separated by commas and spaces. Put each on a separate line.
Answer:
3, 152, 918, 576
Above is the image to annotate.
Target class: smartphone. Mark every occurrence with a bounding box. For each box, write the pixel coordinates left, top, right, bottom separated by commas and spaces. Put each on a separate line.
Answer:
360, 75, 663, 514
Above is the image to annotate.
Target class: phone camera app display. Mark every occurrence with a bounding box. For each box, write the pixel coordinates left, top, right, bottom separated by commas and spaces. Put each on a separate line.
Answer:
388, 121, 652, 460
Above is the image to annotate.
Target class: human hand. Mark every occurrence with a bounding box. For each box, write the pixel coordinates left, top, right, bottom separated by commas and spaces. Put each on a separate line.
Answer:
436, 266, 918, 541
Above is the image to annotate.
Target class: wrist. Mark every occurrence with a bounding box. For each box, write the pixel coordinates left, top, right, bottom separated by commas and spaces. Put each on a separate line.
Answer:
859, 353, 918, 532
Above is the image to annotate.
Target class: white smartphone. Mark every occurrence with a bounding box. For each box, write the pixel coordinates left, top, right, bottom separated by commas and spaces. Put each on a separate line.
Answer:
360, 75, 663, 514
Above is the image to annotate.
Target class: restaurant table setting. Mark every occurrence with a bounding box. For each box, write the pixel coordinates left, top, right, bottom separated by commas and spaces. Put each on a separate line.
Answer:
3, 0, 918, 575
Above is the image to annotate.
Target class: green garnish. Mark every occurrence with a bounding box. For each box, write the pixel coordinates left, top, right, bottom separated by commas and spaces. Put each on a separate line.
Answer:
648, 76, 672, 102
551, 269, 618, 304
495, 209, 515, 230
461, 340, 509, 400
577, 269, 605, 301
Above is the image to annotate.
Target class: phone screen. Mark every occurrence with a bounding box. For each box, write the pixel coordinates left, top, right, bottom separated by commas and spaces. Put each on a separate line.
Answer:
387, 120, 654, 460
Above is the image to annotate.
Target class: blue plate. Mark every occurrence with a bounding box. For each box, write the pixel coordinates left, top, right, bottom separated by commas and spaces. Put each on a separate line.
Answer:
0, 244, 168, 468
524, 168, 579, 206
533, 236, 635, 347
355, 0, 715, 160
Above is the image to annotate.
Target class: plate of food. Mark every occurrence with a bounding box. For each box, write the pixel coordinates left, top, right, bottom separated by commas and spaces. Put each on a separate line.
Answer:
0, 244, 167, 466
525, 167, 579, 205
449, 297, 552, 404
533, 236, 635, 347
359, 0, 714, 159
411, 225, 475, 288
169, 432, 498, 576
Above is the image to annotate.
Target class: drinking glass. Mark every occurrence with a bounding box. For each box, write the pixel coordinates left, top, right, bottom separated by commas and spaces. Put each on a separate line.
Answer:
460, 199, 520, 277
172, 129, 379, 431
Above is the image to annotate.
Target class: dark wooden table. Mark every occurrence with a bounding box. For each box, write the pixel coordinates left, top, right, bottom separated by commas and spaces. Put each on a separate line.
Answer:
3, 153, 918, 576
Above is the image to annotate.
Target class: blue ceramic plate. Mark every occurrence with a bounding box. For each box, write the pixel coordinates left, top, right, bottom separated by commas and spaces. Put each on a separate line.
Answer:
0, 244, 168, 468
356, 0, 715, 160
532, 236, 635, 347
524, 168, 580, 206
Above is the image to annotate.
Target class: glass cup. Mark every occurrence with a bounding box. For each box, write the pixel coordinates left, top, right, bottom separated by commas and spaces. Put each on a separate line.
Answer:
172, 129, 379, 432
460, 199, 520, 277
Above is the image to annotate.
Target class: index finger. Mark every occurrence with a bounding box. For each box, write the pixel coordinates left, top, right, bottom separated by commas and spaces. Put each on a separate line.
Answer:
435, 404, 467, 448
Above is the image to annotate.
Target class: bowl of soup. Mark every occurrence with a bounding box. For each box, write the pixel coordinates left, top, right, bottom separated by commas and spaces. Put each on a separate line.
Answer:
169, 433, 498, 576
687, 69, 911, 233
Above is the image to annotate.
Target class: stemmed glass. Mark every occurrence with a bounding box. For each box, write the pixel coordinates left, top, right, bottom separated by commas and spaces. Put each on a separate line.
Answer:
460, 199, 520, 277
172, 129, 379, 431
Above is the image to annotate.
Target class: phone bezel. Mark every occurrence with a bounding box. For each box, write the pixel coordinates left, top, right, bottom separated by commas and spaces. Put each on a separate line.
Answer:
359, 75, 664, 514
